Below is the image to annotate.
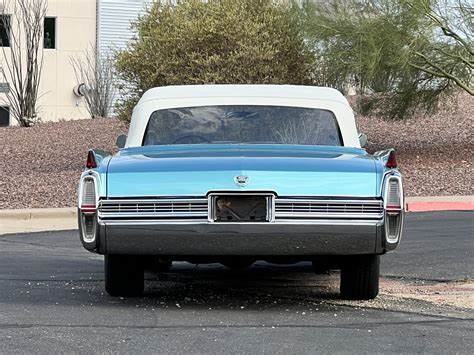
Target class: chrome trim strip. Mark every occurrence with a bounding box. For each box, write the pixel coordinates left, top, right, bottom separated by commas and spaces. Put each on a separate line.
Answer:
275, 198, 382, 204
98, 198, 209, 219
100, 219, 382, 226
99, 212, 208, 219
101, 190, 382, 199
379, 169, 401, 197
275, 213, 383, 219
100, 198, 208, 204
98, 196, 384, 221
274, 198, 383, 220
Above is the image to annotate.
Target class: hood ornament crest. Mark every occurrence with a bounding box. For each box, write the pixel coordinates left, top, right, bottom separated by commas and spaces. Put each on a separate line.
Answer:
234, 175, 249, 187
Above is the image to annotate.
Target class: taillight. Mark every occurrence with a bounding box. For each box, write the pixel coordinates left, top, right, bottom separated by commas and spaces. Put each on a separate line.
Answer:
386, 179, 401, 214
80, 178, 96, 213
86, 150, 97, 169
79, 176, 97, 244
384, 175, 404, 245
386, 151, 397, 169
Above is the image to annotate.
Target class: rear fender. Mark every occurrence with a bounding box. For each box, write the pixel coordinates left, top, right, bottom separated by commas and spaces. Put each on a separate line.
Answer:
87, 149, 112, 167
373, 148, 394, 166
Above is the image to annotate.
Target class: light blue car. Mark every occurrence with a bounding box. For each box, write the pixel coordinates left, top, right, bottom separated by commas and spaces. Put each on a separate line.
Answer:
78, 85, 404, 299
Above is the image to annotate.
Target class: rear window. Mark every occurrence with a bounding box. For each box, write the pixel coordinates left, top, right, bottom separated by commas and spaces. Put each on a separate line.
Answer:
143, 105, 343, 146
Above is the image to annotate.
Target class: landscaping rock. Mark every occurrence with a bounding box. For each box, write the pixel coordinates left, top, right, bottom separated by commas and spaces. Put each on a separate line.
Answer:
1, 94, 472, 209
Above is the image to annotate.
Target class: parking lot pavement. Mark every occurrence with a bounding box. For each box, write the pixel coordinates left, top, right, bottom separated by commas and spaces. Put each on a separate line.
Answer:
0, 212, 472, 353
381, 211, 474, 281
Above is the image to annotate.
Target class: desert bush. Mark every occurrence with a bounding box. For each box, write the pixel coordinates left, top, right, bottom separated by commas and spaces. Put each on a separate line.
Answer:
115, 0, 316, 121
302, 0, 473, 119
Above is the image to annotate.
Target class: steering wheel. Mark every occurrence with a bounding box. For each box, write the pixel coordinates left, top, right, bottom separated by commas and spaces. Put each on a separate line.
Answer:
172, 135, 211, 144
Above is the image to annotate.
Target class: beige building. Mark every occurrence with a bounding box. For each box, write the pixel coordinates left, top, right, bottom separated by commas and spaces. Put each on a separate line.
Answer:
0, 0, 96, 125
0, 0, 149, 126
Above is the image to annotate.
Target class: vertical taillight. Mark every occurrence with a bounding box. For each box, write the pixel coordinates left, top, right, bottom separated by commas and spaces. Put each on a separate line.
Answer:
386, 179, 402, 214
79, 177, 97, 244
384, 176, 404, 245
81, 178, 96, 214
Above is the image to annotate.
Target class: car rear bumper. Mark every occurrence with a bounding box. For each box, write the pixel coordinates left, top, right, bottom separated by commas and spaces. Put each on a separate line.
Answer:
89, 220, 393, 256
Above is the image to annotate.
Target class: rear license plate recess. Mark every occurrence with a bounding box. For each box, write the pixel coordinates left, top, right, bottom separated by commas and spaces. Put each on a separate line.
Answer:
212, 195, 271, 222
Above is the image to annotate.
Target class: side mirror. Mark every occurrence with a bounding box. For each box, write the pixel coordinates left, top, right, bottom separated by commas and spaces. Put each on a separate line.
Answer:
116, 134, 127, 148
358, 133, 368, 148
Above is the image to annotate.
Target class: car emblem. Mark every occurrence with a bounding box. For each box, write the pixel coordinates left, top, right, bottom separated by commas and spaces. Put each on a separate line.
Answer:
234, 175, 249, 186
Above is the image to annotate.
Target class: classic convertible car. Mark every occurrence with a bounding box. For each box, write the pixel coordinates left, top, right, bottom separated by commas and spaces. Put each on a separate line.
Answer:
78, 85, 404, 299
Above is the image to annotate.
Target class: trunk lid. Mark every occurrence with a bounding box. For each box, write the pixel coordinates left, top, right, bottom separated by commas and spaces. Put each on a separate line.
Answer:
106, 144, 381, 197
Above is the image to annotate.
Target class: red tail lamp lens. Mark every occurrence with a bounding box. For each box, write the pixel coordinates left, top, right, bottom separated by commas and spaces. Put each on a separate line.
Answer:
81, 204, 97, 213
386, 151, 397, 169
386, 205, 402, 214
86, 151, 97, 169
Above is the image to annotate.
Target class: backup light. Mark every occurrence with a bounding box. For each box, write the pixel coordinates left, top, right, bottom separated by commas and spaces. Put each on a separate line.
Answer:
81, 179, 96, 208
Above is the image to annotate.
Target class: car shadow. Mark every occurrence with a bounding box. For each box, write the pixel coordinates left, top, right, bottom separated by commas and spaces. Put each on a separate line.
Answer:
139, 261, 342, 308
0, 261, 343, 311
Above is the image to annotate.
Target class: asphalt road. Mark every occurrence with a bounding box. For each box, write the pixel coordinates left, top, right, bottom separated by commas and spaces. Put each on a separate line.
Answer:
0, 211, 472, 353
382, 211, 473, 280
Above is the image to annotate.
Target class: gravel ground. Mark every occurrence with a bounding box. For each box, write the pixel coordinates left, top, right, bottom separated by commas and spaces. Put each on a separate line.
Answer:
0, 118, 127, 209
357, 93, 473, 198
0, 94, 472, 209
280, 275, 474, 317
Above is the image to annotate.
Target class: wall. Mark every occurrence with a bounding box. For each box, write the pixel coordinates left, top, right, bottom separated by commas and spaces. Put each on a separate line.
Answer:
0, 0, 97, 124
98, 0, 150, 56
97, 0, 150, 112
39, 0, 97, 122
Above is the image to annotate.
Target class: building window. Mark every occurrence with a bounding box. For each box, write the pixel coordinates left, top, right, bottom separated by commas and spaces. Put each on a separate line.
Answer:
0, 15, 11, 47
0, 82, 9, 93
0, 106, 9, 126
44, 17, 55, 49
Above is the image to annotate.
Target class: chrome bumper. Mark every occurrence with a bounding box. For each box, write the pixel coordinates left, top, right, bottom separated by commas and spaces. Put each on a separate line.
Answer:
89, 219, 393, 256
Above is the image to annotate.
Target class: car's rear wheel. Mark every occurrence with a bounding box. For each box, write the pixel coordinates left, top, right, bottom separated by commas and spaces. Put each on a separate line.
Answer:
340, 255, 379, 300
105, 254, 144, 297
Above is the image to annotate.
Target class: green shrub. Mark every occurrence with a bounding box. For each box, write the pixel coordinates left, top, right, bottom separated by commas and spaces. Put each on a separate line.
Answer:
115, 0, 316, 121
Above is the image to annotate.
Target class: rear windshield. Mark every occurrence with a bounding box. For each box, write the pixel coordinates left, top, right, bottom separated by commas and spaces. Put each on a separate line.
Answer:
143, 105, 342, 146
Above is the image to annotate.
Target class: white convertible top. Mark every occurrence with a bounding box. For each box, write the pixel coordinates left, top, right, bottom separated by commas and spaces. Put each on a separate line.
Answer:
126, 85, 361, 147
138, 85, 350, 105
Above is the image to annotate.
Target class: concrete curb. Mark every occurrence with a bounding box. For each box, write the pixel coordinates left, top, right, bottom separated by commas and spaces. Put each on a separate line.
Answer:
405, 196, 474, 212
0, 208, 77, 220
0, 197, 472, 235
0, 208, 77, 235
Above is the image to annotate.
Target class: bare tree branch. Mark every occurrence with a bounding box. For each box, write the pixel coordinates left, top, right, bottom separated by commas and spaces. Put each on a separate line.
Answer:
436, 47, 474, 69
0, 0, 46, 126
70, 45, 116, 118
404, 0, 473, 96
410, 51, 473, 95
